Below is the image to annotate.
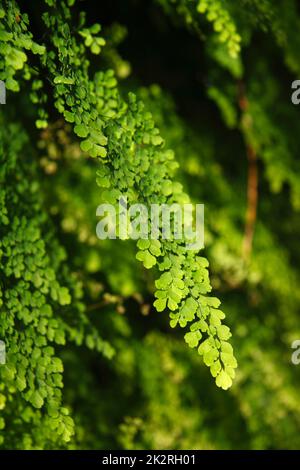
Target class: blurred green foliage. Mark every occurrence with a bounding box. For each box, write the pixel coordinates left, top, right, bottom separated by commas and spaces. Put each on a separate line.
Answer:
1, 0, 300, 450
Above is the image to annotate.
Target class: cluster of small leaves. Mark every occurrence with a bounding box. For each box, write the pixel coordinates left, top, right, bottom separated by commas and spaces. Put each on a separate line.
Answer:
197, 0, 241, 58
39, 0, 236, 389
0, 1, 45, 91
0, 114, 114, 447
0, 0, 50, 129
0, 121, 72, 444
154, 252, 236, 388
156, 0, 241, 58
79, 23, 106, 55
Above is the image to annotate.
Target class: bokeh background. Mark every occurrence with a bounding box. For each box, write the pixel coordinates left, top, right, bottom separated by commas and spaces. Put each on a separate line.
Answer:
2, 0, 300, 449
